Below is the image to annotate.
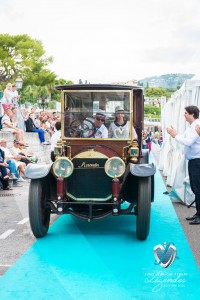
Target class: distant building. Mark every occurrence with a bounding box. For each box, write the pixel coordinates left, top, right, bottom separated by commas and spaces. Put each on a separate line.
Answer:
144, 96, 166, 107
112, 79, 138, 86
144, 118, 161, 133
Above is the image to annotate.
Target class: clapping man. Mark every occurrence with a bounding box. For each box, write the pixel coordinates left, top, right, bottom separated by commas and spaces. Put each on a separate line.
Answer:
167, 105, 200, 225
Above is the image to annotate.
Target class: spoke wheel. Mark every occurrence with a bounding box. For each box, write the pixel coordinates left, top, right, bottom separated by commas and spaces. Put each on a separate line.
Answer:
28, 179, 51, 238
136, 176, 151, 240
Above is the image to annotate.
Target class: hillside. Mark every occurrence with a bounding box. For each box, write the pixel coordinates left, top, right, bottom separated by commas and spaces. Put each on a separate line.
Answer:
139, 73, 194, 89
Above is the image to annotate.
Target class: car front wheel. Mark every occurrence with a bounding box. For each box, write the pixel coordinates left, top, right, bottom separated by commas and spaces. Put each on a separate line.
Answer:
28, 179, 51, 238
136, 176, 151, 240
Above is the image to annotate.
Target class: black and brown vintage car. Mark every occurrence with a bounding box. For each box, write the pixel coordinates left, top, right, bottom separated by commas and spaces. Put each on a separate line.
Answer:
25, 84, 156, 240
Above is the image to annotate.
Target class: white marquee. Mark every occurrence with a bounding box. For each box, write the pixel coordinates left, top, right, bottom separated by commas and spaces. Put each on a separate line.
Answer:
159, 76, 200, 205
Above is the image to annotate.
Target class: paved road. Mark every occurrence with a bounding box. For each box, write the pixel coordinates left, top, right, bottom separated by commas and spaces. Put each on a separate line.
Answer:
0, 182, 32, 276
152, 143, 200, 269
0, 182, 57, 276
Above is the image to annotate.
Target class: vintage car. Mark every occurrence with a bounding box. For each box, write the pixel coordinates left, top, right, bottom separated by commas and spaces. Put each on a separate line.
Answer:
25, 84, 156, 240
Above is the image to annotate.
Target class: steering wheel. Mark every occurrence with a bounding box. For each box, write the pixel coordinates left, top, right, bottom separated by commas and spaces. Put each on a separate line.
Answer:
69, 118, 96, 138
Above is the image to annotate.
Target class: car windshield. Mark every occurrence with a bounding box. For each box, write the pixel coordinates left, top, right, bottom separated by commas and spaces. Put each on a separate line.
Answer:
63, 91, 133, 139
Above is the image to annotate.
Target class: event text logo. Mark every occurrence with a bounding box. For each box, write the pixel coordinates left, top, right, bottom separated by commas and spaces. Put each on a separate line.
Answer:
144, 271, 187, 292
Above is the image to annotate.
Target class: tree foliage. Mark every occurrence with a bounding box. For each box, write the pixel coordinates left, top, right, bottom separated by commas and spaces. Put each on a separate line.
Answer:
0, 34, 75, 105
51, 78, 74, 102
0, 34, 56, 86
144, 105, 161, 116
145, 87, 171, 98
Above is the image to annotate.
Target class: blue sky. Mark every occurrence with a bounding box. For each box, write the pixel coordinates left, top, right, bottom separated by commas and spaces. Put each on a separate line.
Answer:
1, 0, 200, 83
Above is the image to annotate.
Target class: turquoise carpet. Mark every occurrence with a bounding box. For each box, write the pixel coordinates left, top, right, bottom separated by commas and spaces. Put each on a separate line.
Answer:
0, 156, 200, 300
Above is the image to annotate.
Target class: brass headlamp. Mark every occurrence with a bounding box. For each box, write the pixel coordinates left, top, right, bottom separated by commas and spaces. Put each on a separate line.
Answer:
129, 141, 139, 163
54, 146, 62, 158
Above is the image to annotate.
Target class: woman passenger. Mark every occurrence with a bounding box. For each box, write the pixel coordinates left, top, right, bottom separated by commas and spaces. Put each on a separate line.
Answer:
108, 107, 137, 139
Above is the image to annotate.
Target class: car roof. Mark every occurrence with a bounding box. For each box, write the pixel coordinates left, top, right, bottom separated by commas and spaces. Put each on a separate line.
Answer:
55, 84, 143, 91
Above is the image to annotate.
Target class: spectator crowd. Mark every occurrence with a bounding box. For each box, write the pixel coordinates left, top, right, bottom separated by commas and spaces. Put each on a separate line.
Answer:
0, 82, 61, 191
142, 130, 163, 152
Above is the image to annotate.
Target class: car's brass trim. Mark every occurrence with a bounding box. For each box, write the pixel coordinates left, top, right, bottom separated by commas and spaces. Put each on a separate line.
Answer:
52, 157, 74, 178
66, 145, 72, 159
104, 157, 126, 178
63, 89, 132, 92
74, 150, 108, 159
122, 145, 129, 160
67, 192, 112, 202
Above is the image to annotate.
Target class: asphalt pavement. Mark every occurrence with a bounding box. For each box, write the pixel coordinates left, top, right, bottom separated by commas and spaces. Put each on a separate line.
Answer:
0, 181, 58, 276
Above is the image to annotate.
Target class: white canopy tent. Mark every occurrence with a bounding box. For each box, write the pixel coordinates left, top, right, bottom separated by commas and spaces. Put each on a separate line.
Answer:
159, 76, 200, 205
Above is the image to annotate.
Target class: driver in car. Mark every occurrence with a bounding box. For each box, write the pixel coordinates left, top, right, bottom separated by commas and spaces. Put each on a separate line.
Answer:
83, 111, 108, 138
93, 112, 108, 138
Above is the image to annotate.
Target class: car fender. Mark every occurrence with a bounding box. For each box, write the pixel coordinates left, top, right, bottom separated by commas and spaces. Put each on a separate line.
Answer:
130, 163, 156, 177
122, 163, 156, 203
25, 163, 53, 179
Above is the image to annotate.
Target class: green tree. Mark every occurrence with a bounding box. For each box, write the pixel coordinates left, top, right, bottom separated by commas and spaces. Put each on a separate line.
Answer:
22, 84, 36, 103
22, 78, 74, 104
52, 78, 74, 102
0, 34, 75, 107
0, 34, 55, 86
145, 87, 171, 98
166, 88, 177, 94
55, 78, 73, 86
144, 105, 160, 116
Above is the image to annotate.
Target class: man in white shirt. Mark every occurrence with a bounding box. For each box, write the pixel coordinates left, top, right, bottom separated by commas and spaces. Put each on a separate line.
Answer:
92, 112, 108, 138
81, 112, 108, 138
167, 105, 200, 225
196, 124, 200, 135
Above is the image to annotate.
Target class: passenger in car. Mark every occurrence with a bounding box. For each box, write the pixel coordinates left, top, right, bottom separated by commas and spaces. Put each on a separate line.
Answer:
108, 107, 137, 139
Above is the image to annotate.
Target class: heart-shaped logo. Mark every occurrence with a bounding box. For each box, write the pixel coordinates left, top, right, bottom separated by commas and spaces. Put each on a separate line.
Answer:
154, 242, 177, 268
114, 127, 129, 138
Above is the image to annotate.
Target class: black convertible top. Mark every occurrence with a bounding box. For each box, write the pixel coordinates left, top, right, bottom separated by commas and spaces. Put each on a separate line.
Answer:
55, 84, 143, 91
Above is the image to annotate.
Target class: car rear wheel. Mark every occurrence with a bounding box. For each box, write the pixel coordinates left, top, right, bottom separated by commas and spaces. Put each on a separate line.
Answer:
136, 176, 151, 240
28, 179, 51, 238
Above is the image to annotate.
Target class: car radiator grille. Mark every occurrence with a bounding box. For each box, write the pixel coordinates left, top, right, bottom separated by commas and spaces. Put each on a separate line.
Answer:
67, 158, 112, 201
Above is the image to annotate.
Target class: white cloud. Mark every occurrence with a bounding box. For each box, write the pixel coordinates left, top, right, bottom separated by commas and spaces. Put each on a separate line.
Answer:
1, 0, 200, 83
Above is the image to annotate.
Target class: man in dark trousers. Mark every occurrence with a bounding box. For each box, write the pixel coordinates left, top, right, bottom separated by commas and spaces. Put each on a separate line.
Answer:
0, 148, 10, 190
25, 112, 47, 144
167, 105, 200, 225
